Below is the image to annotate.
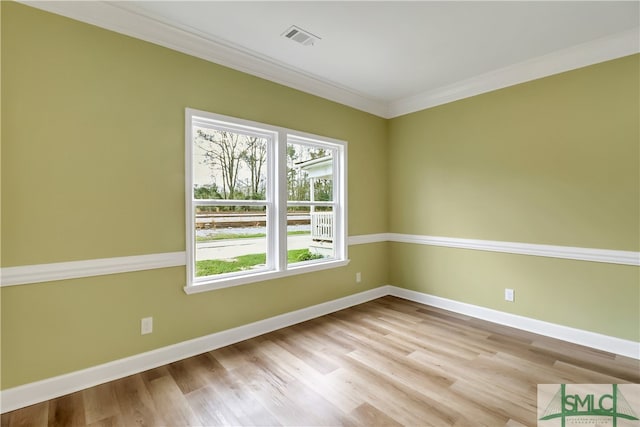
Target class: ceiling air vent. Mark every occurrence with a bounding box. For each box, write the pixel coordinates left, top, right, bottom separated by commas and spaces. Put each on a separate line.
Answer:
282, 25, 320, 46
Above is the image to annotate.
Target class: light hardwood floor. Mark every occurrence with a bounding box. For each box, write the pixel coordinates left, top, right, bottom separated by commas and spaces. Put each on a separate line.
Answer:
2, 296, 638, 426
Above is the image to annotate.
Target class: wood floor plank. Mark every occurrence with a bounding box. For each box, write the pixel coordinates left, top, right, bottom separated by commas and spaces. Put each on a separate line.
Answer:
504, 419, 529, 427
3, 296, 638, 426
348, 402, 403, 427
254, 339, 362, 415
82, 382, 120, 425
145, 375, 200, 426
110, 374, 159, 427
268, 328, 341, 375
346, 349, 475, 426
615, 353, 640, 368
166, 355, 211, 395
333, 356, 458, 426
289, 322, 356, 358
210, 344, 250, 372
201, 352, 282, 426
85, 415, 125, 427
322, 318, 416, 357
48, 392, 85, 427
551, 359, 634, 383
449, 377, 535, 426
184, 385, 245, 426
530, 343, 640, 382
139, 365, 169, 386
218, 340, 322, 425
1, 402, 48, 427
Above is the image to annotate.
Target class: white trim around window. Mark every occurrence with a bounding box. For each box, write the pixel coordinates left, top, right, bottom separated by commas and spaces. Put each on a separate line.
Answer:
185, 108, 348, 294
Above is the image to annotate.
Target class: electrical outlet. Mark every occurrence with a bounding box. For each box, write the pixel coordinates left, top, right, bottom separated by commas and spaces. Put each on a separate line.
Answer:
504, 288, 515, 302
356, 272, 362, 283
141, 317, 153, 335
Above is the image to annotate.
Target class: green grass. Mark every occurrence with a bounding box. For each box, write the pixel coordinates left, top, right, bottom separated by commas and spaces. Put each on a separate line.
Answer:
196, 230, 309, 243
196, 249, 324, 276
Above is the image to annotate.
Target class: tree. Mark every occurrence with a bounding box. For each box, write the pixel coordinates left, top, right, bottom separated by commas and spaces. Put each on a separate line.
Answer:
286, 146, 313, 203
241, 136, 267, 199
313, 178, 332, 202
196, 129, 243, 199
286, 144, 301, 202
193, 183, 221, 200
309, 147, 327, 160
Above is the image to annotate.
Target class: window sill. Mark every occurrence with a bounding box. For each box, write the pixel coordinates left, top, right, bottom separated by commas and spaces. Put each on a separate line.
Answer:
183, 258, 351, 295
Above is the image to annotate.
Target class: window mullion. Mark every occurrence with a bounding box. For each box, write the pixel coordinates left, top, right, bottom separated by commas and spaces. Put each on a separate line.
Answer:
264, 131, 276, 271
334, 147, 346, 260
277, 131, 288, 271
185, 111, 196, 286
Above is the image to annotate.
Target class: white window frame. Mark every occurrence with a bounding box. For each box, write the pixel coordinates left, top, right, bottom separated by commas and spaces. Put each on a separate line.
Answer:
185, 108, 348, 294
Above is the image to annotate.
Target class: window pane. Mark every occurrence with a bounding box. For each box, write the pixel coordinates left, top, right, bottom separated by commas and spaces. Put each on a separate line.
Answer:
287, 206, 334, 265
287, 143, 333, 202
194, 205, 269, 278
187, 109, 347, 289
194, 127, 268, 200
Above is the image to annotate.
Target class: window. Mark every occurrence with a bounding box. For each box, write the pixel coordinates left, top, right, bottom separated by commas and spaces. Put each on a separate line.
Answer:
185, 108, 347, 293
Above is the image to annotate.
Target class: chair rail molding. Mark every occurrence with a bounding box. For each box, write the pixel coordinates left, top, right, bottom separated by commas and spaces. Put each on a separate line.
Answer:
2, 234, 637, 287
388, 233, 640, 266
0, 252, 187, 287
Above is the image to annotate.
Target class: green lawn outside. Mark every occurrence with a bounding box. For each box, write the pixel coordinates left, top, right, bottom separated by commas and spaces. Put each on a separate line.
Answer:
196, 248, 323, 276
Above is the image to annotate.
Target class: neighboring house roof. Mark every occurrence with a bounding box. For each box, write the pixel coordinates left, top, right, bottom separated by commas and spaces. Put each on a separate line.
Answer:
296, 156, 332, 179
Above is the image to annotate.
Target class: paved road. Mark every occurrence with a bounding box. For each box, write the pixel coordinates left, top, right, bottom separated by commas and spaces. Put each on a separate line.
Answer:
196, 235, 312, 260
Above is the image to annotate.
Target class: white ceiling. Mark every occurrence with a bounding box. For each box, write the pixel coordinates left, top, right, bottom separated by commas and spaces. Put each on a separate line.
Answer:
24, 1, 640, 117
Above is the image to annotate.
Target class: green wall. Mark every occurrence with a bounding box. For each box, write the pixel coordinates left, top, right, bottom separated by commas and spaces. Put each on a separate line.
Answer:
0, 3, 388, 389
389, 54, 640, 341
1, 2, 638, 390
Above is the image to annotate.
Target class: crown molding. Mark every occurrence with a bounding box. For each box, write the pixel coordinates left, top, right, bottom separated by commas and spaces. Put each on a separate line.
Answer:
18, 2, 640, 119
20, 1, 389, 118
388, 28, 640, 118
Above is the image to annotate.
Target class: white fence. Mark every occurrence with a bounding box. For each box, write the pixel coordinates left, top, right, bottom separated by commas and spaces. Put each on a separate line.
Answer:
311, 212, 333, 242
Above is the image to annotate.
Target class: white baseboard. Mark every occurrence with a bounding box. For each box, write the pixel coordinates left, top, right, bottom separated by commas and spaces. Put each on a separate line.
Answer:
387, 286, 640, 360
2, 284, 638, 414
0, 286, 391, 414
